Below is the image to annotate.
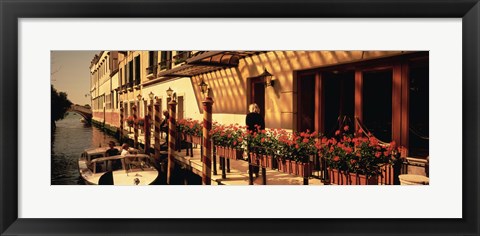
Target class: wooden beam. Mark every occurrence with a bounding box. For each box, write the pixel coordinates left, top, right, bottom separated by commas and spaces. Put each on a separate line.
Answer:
401, 62, 410, 155
188, 61, 238, 67
314, 72, 324, 133
354, 70, 363, 132
392, 64, 402, 145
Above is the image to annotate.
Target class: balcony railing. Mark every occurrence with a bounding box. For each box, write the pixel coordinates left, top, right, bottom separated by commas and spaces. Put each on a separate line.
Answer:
146, 65, 157, 79
173, 51, 191, 65
159, 60, 172, 70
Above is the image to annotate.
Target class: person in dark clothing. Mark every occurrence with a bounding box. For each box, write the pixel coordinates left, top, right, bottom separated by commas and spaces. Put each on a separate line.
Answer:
246, 106, 265, 132
106, 141, 120, 156
105, 141, 121, 170
246, 103, 265, 177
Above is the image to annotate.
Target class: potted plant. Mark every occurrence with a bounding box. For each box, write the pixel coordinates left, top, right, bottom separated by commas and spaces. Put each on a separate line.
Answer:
126, 116, 134, 127
178, 118, 203, 144
210, 123, 246, 160
320, 126, 398, 185
277, 129, 318, 177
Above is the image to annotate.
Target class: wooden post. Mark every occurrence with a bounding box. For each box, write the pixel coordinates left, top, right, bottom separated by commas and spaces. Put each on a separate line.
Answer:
167, 98, 177, 185
262, 167, 267, 185
212, 144, 217, 175
154, 100, 161, 160
119, 106, 124, 142
145, 105, 152, 154
354, 70, 363, 133
202, 96, 214, 185
133, 105, 138, 148
248, 152, 254, 185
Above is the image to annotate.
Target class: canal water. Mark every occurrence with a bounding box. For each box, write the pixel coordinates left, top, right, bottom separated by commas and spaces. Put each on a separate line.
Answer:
51, 112, 118, 185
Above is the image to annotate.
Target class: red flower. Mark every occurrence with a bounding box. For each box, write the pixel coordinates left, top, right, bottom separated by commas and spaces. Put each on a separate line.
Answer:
343, 125, 349, 131
350, 159, 356, 164
335, 130, 341, 136
303, 138, 309, 143
321, 137, 328, 144
375, 152, 381, 158
333, 156, 340, 162
261, 138, 265, 143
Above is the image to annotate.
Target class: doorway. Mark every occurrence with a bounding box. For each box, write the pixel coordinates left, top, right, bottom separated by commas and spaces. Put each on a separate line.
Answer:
297, 74, 315, 132
250, 77, 265, 118
323, 71, 355, 136
362, 69, 393, 142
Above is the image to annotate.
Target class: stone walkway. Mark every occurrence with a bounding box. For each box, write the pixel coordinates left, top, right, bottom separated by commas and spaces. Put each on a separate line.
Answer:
126, 131, 324, 185
172, 147, 324, 185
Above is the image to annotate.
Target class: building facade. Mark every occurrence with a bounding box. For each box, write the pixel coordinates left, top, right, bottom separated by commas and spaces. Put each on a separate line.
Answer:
90, 50, 428, 158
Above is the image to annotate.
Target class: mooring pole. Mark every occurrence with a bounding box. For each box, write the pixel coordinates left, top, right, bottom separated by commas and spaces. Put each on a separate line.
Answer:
212, 144, 217, 175
202, 95, 214, 185
154, 99, 161, 160
119, 106, 124, 143
145, 105, 152, 154
133, 105, 138, 148
167, 97, 177, 185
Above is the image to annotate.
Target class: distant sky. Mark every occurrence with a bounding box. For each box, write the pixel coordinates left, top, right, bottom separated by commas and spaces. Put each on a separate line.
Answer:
51, 51, 98, 106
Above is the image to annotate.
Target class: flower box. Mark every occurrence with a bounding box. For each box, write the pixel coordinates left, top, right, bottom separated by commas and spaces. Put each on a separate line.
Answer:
192, 136, 202, 145
348, 173, 378, 185
277, 159, 285, 172
256, 154, 272, 168
295, 162, 312, 177
285, 159, 293, 174
328, 168, 348, 185
216, 146, 243, 160
216, 146, 225, 157
227, 148, 243, 160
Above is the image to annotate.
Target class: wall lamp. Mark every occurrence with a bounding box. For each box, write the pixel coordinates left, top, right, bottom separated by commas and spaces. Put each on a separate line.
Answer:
198, 79, 209, 96
148, 91, 154, 100
166, 87, 173, 98
136, 94, 142, 101
260, 68, 274, 87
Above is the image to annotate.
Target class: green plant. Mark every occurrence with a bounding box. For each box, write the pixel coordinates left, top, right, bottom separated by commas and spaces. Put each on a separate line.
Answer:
277, 129, 319, 163
178, 118, 203, 136
210, 122, 246, 150
318, 125, 398, 176
135, 118, 144, 127
126, 116, 134, 127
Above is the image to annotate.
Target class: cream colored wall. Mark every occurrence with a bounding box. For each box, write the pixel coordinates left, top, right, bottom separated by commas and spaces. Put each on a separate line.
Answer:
92, 51, 110, 113
118, 51, 146, 117
142, 77, 201, 120
191, 51, 406, 130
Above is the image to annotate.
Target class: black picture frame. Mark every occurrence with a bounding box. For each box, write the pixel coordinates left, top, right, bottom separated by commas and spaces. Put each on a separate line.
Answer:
1, 0, 479, 235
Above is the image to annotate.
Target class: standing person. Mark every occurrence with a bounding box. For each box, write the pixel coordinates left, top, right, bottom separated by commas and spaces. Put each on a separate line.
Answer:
246, 103, 265, 177
160, 110, 170, 142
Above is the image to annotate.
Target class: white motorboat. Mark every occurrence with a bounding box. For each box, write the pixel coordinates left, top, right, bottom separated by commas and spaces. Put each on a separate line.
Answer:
78, 146, 159, 185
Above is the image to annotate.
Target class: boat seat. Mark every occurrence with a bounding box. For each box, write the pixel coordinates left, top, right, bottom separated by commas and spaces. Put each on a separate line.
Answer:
124, 155, 150, 171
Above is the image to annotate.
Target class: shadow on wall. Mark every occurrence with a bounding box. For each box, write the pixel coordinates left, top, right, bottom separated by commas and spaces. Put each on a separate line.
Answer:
190, 51, 405, 129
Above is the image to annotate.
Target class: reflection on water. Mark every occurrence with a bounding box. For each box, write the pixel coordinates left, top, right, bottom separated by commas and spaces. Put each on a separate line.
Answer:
51, 112, 118, 185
